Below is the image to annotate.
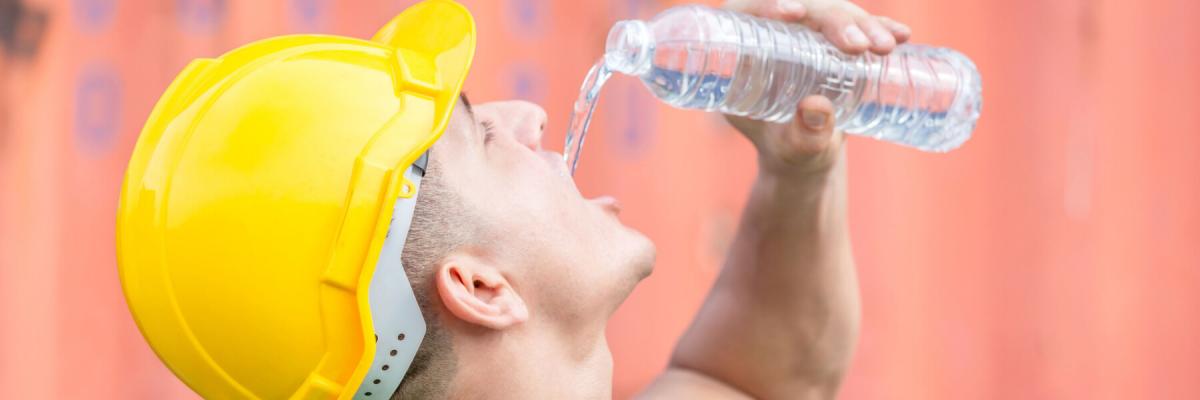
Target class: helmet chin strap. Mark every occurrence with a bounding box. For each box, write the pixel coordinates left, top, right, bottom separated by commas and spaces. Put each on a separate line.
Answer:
355, 152, 430, 399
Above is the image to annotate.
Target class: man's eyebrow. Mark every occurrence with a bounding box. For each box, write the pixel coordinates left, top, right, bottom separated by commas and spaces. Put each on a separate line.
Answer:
459, 92, 475, 118
459, 92, 487, 143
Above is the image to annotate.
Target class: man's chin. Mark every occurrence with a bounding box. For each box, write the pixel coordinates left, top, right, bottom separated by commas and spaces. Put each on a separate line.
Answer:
626, 230, 657, 282
590, 232, 656, 318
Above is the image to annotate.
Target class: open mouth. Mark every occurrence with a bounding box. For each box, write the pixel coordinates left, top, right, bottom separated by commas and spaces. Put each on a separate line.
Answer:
589, 195, 621, 216
541, 150, 620, 216
537, 150, 571, 178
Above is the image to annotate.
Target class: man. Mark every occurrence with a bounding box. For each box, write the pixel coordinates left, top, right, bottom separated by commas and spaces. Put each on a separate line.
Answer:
116, 0, 910, 399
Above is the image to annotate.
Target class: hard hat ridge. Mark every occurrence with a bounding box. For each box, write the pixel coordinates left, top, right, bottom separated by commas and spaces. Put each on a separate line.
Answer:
116, 1, 475, 399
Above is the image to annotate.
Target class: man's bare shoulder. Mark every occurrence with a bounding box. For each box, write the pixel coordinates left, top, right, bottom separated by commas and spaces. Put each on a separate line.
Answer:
636, 368, 755, 400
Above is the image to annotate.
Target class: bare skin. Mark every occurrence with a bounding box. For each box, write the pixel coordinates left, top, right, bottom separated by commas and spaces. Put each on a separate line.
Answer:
644, 2, 909, 398
419, 0, 910, 398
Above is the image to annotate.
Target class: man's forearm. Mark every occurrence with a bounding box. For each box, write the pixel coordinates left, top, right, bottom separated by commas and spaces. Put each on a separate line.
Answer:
670, 157, 859, 399
655, 0, 910, 396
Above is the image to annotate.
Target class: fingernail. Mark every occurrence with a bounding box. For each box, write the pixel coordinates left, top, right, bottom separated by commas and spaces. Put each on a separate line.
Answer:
778, 2, 805, 14
844, 25, 869, 47
802, 109, 828, 130
872, 31, 895, 46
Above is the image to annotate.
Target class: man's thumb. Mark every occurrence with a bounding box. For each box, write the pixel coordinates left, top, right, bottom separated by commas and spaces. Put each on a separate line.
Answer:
797, 95, 835, 135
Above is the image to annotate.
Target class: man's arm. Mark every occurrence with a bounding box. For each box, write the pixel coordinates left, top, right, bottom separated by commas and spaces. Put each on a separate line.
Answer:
658, 141, 856, 399
642, 1, 910, 398
642, 147, 855, 399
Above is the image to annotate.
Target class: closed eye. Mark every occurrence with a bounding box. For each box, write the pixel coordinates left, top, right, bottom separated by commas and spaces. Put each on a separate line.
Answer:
481, 120, 498, 145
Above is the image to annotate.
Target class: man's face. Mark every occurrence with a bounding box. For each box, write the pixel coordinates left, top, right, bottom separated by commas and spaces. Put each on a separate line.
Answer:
430, 96, 655, 332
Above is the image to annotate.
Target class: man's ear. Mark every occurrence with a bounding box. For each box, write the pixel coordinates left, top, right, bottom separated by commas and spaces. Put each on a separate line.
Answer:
435, 253, 529, 330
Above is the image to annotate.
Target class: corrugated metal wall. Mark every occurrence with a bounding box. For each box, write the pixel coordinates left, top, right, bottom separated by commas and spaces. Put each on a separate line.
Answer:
1, 0, 1198, 399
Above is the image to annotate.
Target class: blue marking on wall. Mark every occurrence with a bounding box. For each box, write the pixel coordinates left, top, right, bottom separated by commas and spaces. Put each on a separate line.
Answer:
74, 64, 122, 155
176, 0, 226, 34
510, 63, 546, 103
291, 0, 327, 30
72, 0, 115, 31
508, 0, 543, 36
606, 79, 656, 158
610, 0, 652, 19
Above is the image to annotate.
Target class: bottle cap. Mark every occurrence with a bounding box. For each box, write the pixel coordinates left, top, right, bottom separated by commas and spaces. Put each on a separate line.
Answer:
605, 20, 653, 75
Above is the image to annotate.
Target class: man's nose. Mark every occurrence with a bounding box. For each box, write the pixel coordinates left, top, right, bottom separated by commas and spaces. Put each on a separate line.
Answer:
508, 101, 548, 151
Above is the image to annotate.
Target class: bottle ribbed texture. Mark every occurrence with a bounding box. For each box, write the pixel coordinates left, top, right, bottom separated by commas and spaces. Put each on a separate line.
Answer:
608, 5, 982, 152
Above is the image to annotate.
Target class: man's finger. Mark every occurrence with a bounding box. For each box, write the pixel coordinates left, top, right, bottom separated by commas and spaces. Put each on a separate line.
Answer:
764, 95, 839, 162
726, 0, 806, 21
723, 0, 768, 16
857, 16, 896, 55
774, 0, 807, 21
877, 16, 912, 44
815, 9, 869, 55
797, 95, 835, 135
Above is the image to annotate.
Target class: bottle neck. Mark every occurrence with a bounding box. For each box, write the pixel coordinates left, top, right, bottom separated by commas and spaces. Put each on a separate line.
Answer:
605, 20, 653, 75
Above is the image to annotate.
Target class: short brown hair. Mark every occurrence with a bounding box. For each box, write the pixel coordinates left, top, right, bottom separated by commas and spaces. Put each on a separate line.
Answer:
393, 156, 463, 399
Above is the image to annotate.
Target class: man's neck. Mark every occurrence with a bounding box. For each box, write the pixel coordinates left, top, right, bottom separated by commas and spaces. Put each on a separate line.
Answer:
449, 324, 612, 399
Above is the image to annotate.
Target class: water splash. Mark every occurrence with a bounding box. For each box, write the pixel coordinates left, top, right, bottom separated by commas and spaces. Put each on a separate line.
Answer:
563, 59, 613, 176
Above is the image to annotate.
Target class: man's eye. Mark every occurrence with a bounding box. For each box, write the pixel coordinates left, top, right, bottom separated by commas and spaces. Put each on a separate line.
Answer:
481, 120, 498, 145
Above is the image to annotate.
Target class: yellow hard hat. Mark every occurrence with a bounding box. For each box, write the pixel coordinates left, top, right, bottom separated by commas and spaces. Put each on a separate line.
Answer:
115, 1, 474, 399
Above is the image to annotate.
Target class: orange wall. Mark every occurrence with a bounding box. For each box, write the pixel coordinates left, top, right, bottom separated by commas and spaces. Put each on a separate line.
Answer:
2, 0, 1199, 399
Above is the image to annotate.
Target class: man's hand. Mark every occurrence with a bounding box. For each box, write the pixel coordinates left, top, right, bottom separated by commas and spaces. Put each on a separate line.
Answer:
643, 1, 909, 399
724, 0, 910, 178
726, 0, 910, 55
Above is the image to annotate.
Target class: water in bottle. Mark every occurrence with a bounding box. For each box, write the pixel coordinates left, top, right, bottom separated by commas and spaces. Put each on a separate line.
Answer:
564, 4, 983, 175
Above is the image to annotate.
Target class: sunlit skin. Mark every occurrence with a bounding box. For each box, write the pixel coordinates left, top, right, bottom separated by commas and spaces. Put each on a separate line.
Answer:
421, 0, 910, 398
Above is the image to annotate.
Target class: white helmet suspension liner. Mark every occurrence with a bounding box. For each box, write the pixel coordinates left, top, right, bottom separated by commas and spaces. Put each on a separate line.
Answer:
355, 152, 430, 399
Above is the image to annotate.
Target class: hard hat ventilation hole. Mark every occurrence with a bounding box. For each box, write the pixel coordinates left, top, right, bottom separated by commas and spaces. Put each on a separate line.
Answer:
390, 349, 398, 356
374, 334, 378, 342
382, 365, 390, 371
373, 379, 381, 385
398, 333, 406, 341
365, 392, 372, 396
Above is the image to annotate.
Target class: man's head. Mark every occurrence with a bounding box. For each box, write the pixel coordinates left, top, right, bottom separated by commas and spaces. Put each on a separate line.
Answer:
394, 95, 656, 397
116, 2, 621, 398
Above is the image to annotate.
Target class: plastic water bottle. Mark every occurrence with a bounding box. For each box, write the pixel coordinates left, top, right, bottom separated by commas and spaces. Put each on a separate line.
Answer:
603, 5, 982, 152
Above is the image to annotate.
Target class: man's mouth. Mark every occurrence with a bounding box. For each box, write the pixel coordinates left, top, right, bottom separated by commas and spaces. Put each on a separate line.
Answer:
535, 150, 574, 178
589, 195, 622, 216
542, 149, 619, 216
